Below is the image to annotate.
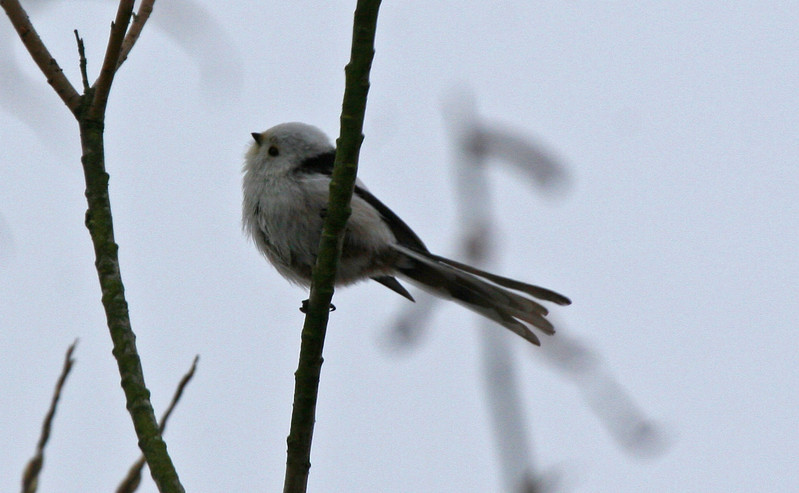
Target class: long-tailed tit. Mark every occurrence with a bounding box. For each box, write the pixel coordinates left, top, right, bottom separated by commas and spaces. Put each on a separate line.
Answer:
242, 122, 570, 345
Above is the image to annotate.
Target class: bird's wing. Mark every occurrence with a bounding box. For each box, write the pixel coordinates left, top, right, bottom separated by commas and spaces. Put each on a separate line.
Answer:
295, 148, 428, 252
352, 186, 428, 252
296, 149, 337, 175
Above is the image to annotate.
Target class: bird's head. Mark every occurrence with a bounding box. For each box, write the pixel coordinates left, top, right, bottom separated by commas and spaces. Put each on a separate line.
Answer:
245, 122, 334, 176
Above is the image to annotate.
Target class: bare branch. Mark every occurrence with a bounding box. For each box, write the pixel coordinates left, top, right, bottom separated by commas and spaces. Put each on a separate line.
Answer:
282, 1, 382, 492
158, 355, 199, 434
5, 0, 184, 490
21, 340, 78, 493
0, 0, 81, 113
116, 0, 157, 71
69, 2, 183, 489
78, 113, 185, 492
116, 356, 199, 493
89, 0, 135, 119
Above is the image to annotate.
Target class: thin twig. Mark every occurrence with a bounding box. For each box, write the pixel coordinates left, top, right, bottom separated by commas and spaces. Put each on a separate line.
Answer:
158, 356, 199, 434
116, 356, 199, 493
282, 2, 382, 492
116, 0, 157, 71
0, 0, 81, 113
89, 0, 135, 119
74, 30, 91, 93
21, 340, 78, 493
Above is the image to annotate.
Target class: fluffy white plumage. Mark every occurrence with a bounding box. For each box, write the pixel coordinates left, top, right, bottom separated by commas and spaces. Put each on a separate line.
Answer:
242, 122, 570, 345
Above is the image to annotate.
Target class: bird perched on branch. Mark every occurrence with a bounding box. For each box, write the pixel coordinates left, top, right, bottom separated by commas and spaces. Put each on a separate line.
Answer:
242, 122, 570, 345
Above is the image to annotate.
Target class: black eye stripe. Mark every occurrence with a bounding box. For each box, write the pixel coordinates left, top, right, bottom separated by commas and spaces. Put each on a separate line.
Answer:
268, 146, 279, 157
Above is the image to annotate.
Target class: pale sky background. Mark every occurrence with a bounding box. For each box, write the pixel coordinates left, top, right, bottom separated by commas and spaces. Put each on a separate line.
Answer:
1, 1, 797, 492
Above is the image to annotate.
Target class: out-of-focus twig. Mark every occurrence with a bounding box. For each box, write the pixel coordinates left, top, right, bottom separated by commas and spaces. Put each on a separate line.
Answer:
117, 356, 200, 493
149, 1, 243, 100
1, 1, 243, 153
384, 92, 570, 348
479, 323, 544, 492
452, 91, 570, 492
453, 120, 555, 490
381, 292, 438, 348
464, 124, 569, 190
21, 340, 78, 493
386, 90, 666, 490
540, 335, 667, 457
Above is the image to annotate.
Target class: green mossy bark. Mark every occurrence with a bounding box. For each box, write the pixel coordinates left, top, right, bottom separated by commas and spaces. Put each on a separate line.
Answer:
79, 116, 184, 493
4, 1, 185, 491
282, 2, 383, 492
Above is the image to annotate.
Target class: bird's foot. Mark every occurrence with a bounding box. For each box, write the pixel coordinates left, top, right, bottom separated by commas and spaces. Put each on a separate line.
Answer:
300, 299, 336, 313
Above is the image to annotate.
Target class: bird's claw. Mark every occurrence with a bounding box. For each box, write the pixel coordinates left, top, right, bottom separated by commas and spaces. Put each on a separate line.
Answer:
300, 299, 336, 313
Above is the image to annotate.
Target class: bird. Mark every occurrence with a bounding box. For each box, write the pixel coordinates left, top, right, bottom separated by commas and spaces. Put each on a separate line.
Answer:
242, 122, 570, 346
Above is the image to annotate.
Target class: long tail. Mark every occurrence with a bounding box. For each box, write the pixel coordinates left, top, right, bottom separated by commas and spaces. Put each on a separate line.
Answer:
391, 245, 570, 346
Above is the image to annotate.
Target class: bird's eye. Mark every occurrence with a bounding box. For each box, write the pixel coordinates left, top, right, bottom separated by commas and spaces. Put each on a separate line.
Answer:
268, 146, 279, 157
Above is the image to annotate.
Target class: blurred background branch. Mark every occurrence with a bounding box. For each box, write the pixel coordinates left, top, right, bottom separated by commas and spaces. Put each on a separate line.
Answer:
0, 0, 242, 155
385, 90, 667, 491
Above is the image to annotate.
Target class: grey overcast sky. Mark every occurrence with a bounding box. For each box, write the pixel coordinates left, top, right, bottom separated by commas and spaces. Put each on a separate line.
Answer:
1, 1, 797, 492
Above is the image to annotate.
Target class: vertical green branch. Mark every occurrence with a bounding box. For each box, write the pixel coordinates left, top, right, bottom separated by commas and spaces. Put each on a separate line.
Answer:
282, 1, 382, 492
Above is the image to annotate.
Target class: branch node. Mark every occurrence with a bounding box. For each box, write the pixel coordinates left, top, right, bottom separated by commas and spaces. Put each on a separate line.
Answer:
116, 355, 199, 493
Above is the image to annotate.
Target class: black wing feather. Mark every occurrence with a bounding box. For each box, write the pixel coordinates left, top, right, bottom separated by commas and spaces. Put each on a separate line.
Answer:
296, 150, 336, 176
353, 186, 428, 252
297, 149, 427, 252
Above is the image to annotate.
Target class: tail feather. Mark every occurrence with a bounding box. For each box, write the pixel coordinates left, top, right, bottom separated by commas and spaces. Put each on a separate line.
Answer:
421, 250, 571, 306
392, 245, 566, 345
371, 275, 415, 302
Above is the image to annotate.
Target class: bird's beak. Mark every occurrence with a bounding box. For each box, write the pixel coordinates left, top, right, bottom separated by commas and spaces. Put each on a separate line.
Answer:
251, 132, 263, 145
